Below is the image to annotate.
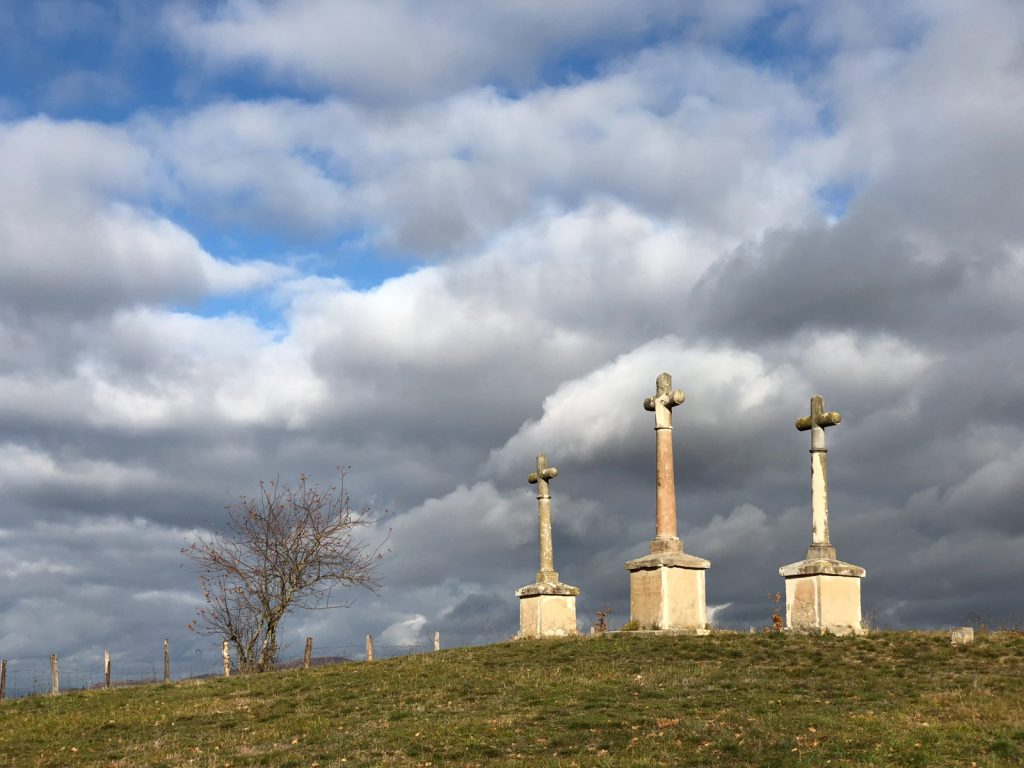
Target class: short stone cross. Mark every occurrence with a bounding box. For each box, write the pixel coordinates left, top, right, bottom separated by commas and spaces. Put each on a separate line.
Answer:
795, 394, 842, 559
643, 372, 686, 552
528, 453, 560, 584
516, 451, 579, 638
780, 394, 864, 634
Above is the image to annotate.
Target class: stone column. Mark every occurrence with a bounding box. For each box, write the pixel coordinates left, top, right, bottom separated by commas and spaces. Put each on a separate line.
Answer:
625, 373, 709, 632
779, 395, 866, 635
796, 395, 840, 560
516, 453, 579, 638
646, 372, 684, 552
530, 453, 559, 584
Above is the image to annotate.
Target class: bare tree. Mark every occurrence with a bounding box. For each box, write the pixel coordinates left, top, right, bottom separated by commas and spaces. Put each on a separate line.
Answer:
185, 470, 385, 672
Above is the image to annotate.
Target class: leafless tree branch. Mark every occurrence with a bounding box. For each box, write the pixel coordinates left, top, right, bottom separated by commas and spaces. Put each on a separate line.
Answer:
184, 469, 386, 672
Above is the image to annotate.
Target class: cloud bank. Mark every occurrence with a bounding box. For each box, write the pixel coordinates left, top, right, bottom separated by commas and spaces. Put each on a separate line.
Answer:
0, 1, 1022, 688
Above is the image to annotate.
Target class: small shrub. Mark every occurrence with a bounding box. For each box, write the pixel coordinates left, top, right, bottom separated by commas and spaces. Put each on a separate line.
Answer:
770, 592, 784, 631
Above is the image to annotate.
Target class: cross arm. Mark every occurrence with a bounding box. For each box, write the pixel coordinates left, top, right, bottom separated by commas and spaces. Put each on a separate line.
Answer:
528, 467, 558, 484
644, 389, 685, 411
795, 411, 841, 431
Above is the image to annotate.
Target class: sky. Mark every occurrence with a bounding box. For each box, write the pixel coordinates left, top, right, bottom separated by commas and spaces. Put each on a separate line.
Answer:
1, 0, 1023, 689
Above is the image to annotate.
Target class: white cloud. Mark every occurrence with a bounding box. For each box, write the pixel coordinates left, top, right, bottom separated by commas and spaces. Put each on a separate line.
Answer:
166, 1, 743, 103
378, 614, 427, 647
785, 332, 934, 395
487, 336, 801, 470
142, 41, 831, 253
0, 118, 293, 314
2, 558, 79, 579
0, 443, 162, 496
383, 482, 534, 589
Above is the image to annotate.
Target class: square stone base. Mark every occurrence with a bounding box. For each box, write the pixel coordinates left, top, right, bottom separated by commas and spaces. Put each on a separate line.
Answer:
518, 592, 578, 638
783, 573, 864, 635
627, 564, 707, 631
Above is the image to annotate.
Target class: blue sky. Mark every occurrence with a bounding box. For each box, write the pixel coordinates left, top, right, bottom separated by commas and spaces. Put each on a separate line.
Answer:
1, 0, 1023, 690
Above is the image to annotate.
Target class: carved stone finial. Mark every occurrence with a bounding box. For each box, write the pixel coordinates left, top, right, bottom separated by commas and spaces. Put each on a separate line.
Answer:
644, 372, 685, 429
528, 453, 558, 496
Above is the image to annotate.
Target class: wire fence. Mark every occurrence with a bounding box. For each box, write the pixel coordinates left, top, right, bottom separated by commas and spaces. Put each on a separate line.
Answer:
0, 631, 471, 701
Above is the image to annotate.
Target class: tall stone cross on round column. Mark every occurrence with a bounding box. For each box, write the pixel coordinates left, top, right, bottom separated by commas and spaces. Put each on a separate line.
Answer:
779, 394, 866, 635
624, 372, 710, 632
643, 372, 686, 554
515, 452, 579, 638
795, 394, 841, 560
528, 453, 560, 584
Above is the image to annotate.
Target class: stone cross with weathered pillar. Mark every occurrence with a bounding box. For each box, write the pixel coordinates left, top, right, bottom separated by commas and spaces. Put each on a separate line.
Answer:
516, 453, 579, 638
779, 394, 866, 635
624, 372, 710, 632
528, 453, 560, 584
795, 394, 841, 560
643, 372, 686, 553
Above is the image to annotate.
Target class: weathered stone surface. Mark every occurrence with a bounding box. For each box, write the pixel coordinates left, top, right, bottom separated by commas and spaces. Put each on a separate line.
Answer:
628, 564, 707, 631
518, 592, 578, 638
649, 536, 682, 554
782, 572, 864, 635
625, 551, 710, 571
805, 543, 838, 560
951, 627, 975, 645
515, 582, 580, 597
778, 557, 865, 578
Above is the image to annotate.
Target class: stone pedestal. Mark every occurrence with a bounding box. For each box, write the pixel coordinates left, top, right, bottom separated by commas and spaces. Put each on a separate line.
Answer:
516, 582, 579, 638
778, 557, 866, 635
625, 550, 710, 631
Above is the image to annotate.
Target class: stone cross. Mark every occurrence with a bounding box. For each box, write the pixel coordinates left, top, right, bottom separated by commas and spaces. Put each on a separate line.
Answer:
528, 453, 560, 584
643, 372, 686, 553
795, 394, 842, 559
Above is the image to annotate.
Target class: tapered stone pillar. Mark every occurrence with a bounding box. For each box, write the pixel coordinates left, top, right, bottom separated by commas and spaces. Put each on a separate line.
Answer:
779, 395, 866, 635
625, 373, 709, 632
516, 453, 579, 638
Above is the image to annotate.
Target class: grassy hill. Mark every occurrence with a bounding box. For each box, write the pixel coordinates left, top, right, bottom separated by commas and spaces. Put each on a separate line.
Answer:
1, 631, 1022, 767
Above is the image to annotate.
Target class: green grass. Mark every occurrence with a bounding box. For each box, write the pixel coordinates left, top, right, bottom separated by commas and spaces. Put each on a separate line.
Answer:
1, 631, 1022, 766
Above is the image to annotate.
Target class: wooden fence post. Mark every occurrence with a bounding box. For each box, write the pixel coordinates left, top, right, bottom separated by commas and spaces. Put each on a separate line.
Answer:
50, 654, 59, 695
222, 641, 230, 677
164, 640, 170, 683
0, 658, 6, 701
104, 650, 110, 689
365, 634, 373, 662
303, 637, 313, 670
434, 631, 440, 651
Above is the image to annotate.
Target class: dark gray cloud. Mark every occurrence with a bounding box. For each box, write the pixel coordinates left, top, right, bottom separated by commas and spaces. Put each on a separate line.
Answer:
692, 209, 1022, 348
